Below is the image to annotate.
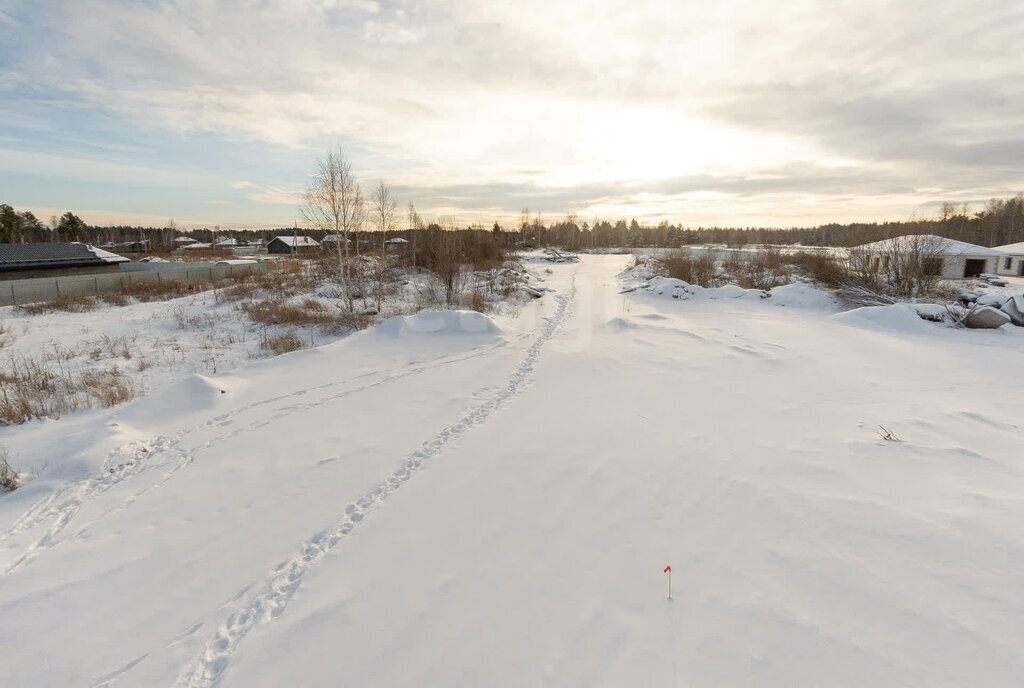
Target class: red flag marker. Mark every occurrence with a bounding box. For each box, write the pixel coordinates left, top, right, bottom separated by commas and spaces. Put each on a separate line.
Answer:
664, 565, 672, 599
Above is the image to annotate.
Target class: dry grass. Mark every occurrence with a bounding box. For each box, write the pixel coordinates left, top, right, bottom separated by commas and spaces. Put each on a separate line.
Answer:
662, 251, 718, 287
0, 447, 17, 492
17, 294, 98, 314
721, 248, 790, 290
787, 252, 848, 288
242, 298, 336, 327
98, 292, 131, 306
0, 354, 137, 424
463, 288, 489, 312
260, 330, 304, 356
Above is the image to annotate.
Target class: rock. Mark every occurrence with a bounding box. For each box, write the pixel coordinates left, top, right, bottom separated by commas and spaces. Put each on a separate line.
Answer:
958, 289, 980, 304
989, 278, 1009, 287
976, 293, 1007, 307
913, 303, 946, 322
520, 285, 544, 298
360, 306, 379, 315
1000, 294, 1024, 326
964, 305, 1011, 329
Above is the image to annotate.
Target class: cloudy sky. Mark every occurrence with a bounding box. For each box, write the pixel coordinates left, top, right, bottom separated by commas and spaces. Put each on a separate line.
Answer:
1, 0, 1023, 229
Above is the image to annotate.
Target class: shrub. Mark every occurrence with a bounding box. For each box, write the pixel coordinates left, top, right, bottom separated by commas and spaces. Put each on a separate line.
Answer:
261, 331, 304, 356
788, 252, 849, 287
241, 298, 335, 326
662, 250, 717, 286
0, 447, 17, 492
463, 288, 489, 312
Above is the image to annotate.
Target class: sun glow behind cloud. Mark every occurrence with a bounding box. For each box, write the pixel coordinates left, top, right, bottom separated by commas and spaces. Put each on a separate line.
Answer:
1, 0, 1022, 228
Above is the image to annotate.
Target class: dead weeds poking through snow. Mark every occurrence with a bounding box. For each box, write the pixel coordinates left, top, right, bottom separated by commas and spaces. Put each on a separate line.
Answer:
259, 330, 304, 356
241, 298, 336, 327
0, 354, 137, 424
0, 446, 17, 492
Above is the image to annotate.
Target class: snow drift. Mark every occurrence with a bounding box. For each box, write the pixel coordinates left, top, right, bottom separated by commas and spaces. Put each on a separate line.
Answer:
374, 310, 502, 338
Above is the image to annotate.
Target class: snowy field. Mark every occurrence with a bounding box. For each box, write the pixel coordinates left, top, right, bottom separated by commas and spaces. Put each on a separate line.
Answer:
2, 254, 1024, 686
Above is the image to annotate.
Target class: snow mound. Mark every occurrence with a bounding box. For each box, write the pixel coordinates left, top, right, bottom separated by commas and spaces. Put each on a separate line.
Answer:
374, 310, 502, 338
635, 276, 839, 310
120, 374, 234, 426
605, 317, 637, 332
769, 282, 841, 310
617, 259, 657, 282
832, 304, 939, 334
645, 277, 764, 302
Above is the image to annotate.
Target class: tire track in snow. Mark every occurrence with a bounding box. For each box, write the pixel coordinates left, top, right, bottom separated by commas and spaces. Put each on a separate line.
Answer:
0, 341, 506, 577
173, 274, 576, 688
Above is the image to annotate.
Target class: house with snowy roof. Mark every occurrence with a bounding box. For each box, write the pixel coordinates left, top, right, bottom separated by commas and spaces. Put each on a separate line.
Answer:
993, 242, 1024, 277
266, 235, 321, 254
853, 235, 1008, 279
0, 242, 129, 280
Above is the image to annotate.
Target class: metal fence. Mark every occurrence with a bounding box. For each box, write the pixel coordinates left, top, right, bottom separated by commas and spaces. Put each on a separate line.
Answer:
0, 261, 269, 306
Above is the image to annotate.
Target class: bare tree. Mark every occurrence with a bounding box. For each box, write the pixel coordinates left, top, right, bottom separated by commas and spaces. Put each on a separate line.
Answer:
408, 202, 424, 269
881, 234, 945, 297
368, 179, 398, 310
372, 179, 398, 254
426, 216, 465, 304
301, 146, 363, 310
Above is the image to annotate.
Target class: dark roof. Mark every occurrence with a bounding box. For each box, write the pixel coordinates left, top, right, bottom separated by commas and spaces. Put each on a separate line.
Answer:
0, 243, 130, 271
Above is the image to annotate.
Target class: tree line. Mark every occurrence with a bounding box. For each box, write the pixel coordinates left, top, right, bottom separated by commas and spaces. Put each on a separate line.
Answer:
3, 192, 1022, 251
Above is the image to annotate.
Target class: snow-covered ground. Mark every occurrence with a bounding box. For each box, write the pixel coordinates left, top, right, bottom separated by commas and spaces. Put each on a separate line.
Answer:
0, 261, 536, 425
2, 254, 1023, 686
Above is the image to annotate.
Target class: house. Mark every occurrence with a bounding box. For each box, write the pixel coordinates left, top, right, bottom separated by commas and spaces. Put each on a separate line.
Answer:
853, 235, 1008, 279
0, 242, 129, 280
174, 236, 198, 245
993, 242, 1024, 277
321, 234, 351, 246
116, 240, 150, 251
266, 235, 321, 254
385, 237, 409, 248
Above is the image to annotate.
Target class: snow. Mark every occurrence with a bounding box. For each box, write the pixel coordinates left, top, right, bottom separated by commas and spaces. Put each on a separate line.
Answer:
2, 255, 1024, 686
636, 275, 842, 311
83, 243, 130, 263
374, 310, 501, 338
833, 303, 941, 334
271, 235, 320, 247
855, 234, 1009, 257
992, 241, 1024, 254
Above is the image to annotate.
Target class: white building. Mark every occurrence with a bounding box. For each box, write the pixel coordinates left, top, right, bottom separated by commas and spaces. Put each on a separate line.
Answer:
993, 242, 1024, 277
854, 235, 1008, 279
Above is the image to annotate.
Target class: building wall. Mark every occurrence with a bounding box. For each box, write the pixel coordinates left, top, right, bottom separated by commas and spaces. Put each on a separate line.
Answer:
995, 254, 1024, 276
0, 263, 121, 281
860, 252, 999, 279
940, 255, 999, 279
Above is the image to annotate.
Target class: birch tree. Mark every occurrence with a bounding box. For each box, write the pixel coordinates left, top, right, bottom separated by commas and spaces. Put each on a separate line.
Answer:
301, 147, 363, 311
372, 178, 398, 254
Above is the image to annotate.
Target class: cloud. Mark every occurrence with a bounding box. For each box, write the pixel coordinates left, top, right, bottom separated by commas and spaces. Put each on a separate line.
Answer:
3, 0, 1023, 225
247, 185, 303, 205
